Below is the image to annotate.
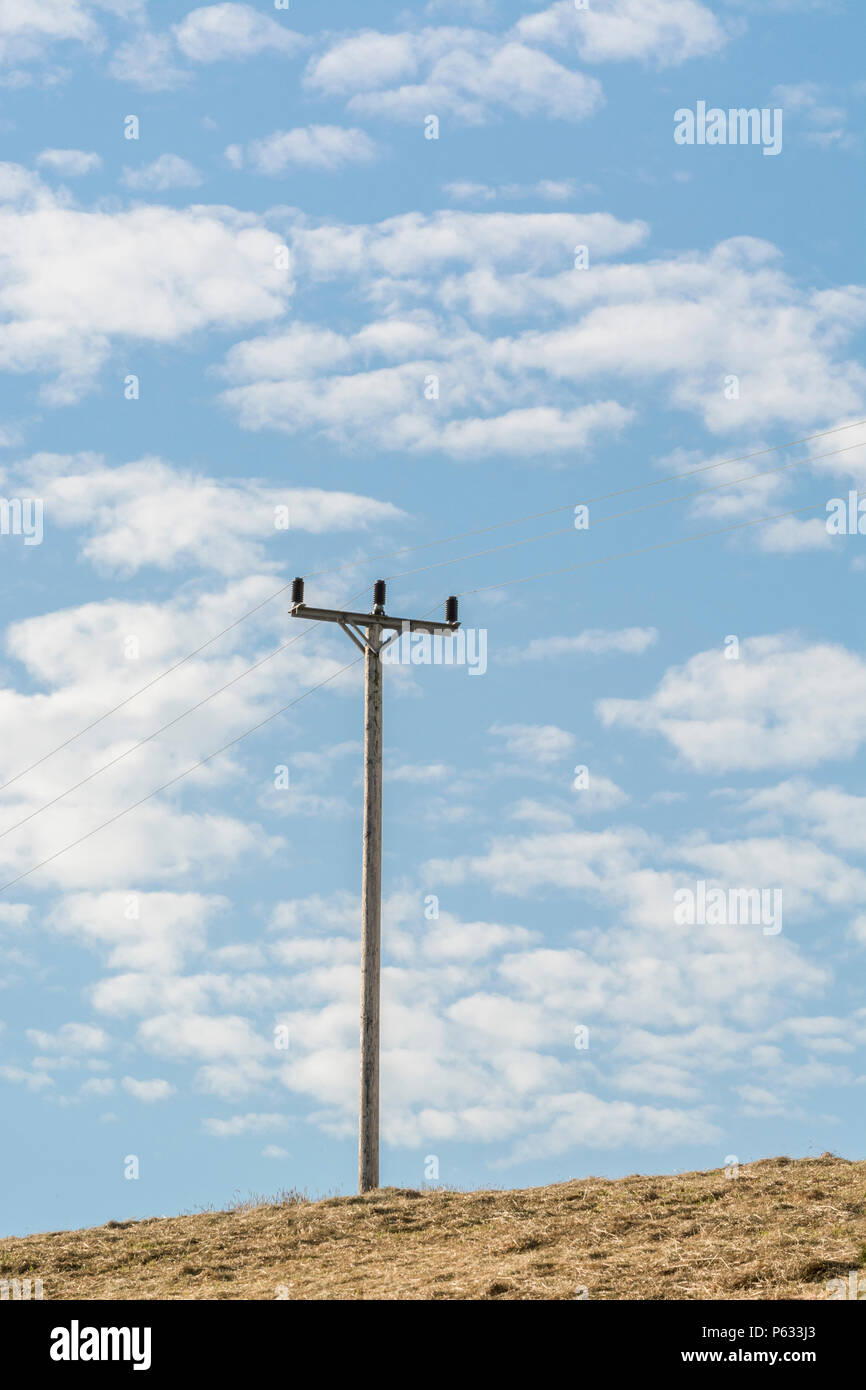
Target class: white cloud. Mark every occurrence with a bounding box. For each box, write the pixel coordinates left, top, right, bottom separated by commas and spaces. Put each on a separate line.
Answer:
444, 177, 590, 202
36, 148, 102, 176
771, 81, 852, 148
108, 31, 187, 90
0, 903, 30, 929
232, 125, 379, 175
26, 1022, 109, 1052
0, 165, 294, 401
138, 1012, 265, 1062
504, 1091, 718, 1160
437, 401, 633, 456
757, 515, 832, 553
499, 626, 658, 663
174, 4, 305, 62
574, 775, 630, 813
12, 452, 403, 575
219, 217, 866, 453
122, 154, 203, 190
387, 763, 452, 784
598, 635, 866, 772
121, 1076, 175, 1101
741, 779, 866, 855
0, 1064, 54, 1090
426, 0, 496, 15
288, 207, 648, 279
508, 799, 575, 830
202, 1111, 287, 1136
305, 28, 604, 125
0, 0, 100, 70
515, 0, 728, 65
490, 722, 574, 764
80, 1076, 115, 1097
261, 867, 834, 1159
50, 893, 228, 972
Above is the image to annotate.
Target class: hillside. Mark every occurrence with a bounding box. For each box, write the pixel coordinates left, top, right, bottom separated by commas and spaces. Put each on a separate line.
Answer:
2, 1155, 864, 1300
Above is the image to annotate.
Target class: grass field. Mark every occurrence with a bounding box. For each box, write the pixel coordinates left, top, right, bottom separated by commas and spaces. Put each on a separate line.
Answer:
2, 1154, 864, 1300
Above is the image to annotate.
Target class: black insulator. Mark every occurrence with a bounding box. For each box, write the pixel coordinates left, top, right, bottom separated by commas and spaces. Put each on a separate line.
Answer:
373, 579, 387, 610
445, 595, 458, 624
291, 577, 305, 605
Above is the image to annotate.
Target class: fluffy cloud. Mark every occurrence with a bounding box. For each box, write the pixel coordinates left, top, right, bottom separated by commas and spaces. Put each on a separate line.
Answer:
227, 125, 379, 175
108, 31, 187, 90
36, 148, 102, 176
0, 561, 372, 892
173, 4, 305, 62
202, 1111, 286, 1136
286, 207, 648, 278
771, 80, 853, 149
26, 1022, 109, 1052
11, 452, 403, 575
0, 0, 100, 70
444, 177, 589, 202
121, 1076, 175, 1101
305, 27, 604, 125
218, 215, 866, 454
0, 165, 293, 402
217, 207, 648, 454
598, 636, 866, 771
252, 861, 837, 1156
49, 892, 229, 972
490, 722, 574, 764
515, 0, 728, 66
741, 779, 866, 855
499, 626, 658, 663
221, 321, 632, 454
122, 154, 203, 190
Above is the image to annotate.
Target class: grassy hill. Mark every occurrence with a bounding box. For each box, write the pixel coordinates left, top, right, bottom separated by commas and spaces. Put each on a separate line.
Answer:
2, 1154, 864, 1300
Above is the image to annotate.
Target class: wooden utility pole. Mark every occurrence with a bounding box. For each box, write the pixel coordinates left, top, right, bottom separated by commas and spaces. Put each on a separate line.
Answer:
359, 618, 382, 1191
290, 578, 460, 1193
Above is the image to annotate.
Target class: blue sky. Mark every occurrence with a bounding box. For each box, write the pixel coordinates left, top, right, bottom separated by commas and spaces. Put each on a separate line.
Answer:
0, 0, 865, 1238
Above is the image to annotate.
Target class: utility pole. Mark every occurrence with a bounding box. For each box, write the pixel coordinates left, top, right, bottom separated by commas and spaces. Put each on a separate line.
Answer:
290, 578, 460, 1193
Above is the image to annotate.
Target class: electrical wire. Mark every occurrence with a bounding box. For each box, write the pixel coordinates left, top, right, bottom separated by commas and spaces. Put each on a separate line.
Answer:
454, 497, 843, 597
380, 440, 866, 586
0, 587, 372, 843
0, 653, 365, 894
0, 488, 844, 894
0, 594, 450, 892
303, 418, 866, 580
4, 417, 862, 796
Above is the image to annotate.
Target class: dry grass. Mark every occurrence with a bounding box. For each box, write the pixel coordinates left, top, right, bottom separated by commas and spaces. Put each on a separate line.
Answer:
2, 1154, 864, 1300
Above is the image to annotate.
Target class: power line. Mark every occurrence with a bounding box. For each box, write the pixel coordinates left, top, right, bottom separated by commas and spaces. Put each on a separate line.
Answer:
0, 587, 372, 843
381, 440, 866, 586
303, 417, 866, 581
454, 496, 840, 597
0, 578, 313, 794
0, 653, 365, 895
0, 489, 845, 894
4, 417, 861, 797
0, 596, 447, 892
